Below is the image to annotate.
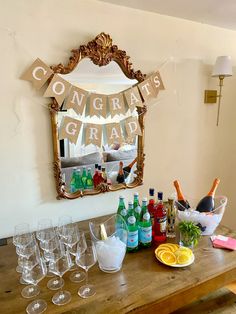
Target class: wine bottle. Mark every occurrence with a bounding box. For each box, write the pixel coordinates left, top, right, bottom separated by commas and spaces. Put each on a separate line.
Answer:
117, 161, 125, 183
173, 180, 190, 211
196, 178, 220, 212
123, 158, 137, 178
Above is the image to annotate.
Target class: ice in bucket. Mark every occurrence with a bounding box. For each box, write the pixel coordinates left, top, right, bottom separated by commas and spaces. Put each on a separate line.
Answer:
89, 214, 128, 273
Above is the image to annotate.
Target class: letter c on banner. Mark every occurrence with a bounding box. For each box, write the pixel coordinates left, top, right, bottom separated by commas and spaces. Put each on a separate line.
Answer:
32, 66, 47, 81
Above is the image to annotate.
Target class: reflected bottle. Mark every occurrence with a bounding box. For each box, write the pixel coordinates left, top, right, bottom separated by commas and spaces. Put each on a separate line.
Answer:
81, 166, 87, 189
70, 167, 77, 193
101, 167, 107, 183
117, 161, 125, 183
75, 169, 84, 191
123, 158, 137, 179
86, 168, 94, 189
93, 164, 99, 188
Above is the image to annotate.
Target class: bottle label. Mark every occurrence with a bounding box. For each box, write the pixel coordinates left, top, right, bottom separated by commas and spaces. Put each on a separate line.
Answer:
143, 212, 150, 221
120, 209, 127, 217
127, 230, 138, 248
134, 206, 141, 215
128, 216, 136, 224
156, 217, 167, 233
139, 226, 152, 244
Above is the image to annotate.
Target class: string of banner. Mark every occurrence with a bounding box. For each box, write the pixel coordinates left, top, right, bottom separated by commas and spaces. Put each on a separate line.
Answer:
21, 58, 165, 147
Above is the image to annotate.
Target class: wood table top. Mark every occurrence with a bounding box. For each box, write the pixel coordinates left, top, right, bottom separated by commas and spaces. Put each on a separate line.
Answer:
1, 216, 236, 314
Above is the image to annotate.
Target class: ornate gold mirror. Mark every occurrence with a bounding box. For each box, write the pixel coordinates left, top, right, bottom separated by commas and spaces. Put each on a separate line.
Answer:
50, 33, 146, 199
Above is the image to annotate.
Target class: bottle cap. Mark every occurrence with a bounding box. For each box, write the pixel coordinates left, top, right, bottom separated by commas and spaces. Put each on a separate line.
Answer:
158, 192, 163, 200
95, 164, 98, 169
142, 197, 148, 202
128, 200, 133, 205
134, 192, 139, 196
83, 166, 86, 169
88, 167, 91, 170
149, 188, 155, 196
76, 169, 81, 173
119, 195, 124, 199
98, 165, 102, 170
102, 167, 105, 171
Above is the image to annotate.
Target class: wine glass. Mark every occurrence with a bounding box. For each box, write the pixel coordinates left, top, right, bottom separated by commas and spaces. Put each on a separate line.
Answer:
23, 258, 47, 314
76, 238, 97, 298
36, 219, 55, 243
49, 242, 72, 306
68, 231, 86, 283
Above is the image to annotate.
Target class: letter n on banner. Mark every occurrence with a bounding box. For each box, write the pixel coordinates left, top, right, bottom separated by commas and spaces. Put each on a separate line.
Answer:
65, 86, 88, 115
44, 74, 71, 106
59, 116, 82, 144
85, 123, 102, 147
125, 116, 142, 139
106, 123, 123, 146
21, 58, 54, 90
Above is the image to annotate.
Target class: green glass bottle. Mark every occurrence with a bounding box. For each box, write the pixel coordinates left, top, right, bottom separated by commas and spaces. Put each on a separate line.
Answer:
81, 166, 87, 189
127, 201, 139, 252
139, 197, 152, 247
133, 192, 141, 223
86, 167, 94, 189
75, 169, 84, 191
70, 167, 77, 193
117, 196, 127, 221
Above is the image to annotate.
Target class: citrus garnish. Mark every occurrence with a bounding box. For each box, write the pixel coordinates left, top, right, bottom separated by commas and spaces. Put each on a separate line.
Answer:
176, 252, 191, 265
159, 251, 177, 265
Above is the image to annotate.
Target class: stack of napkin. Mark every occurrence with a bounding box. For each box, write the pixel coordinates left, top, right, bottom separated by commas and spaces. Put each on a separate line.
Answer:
211, 235, 236, 250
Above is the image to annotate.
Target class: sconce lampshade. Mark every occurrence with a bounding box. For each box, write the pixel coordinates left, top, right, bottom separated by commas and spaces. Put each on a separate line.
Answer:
212, 56, 233, 77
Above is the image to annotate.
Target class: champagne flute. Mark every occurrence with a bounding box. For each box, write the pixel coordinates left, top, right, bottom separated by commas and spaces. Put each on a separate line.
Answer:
76, 239, 97, 298
49, 242, 72, 306
68, 231, 86, 283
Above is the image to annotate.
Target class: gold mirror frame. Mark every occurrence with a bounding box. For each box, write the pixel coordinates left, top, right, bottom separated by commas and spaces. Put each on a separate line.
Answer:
49, 33, 147, 199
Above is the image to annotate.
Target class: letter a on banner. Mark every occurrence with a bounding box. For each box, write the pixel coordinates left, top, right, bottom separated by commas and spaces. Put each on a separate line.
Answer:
125, 116, 142, 138
65, 85, 88, 115
124, 86, 143, 110
44, 74, 71, 106
85, 123, 102, 147
106, 123, 123, 145
59, 116, 82, 144
21, 58, 54, 90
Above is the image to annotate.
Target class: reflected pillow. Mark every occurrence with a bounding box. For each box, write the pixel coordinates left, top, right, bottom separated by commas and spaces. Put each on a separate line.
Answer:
61, 152, 103, 168
106, 149, 136, 162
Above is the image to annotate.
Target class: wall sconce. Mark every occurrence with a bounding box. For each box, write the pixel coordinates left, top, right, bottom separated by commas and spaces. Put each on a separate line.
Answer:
204, 56, 233, 126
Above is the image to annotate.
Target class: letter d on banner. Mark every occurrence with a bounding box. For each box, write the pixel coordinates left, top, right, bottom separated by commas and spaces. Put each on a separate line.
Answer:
125, 116, 142, 138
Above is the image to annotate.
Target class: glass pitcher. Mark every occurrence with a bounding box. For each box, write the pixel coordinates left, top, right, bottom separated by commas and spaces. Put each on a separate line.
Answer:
89, 214, 128, 273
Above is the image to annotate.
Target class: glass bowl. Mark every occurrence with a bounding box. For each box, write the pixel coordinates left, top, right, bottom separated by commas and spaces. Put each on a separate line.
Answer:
176, 196, 227, 235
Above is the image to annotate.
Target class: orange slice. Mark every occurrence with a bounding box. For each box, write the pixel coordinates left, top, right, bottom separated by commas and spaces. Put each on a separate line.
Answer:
176, 252, 191, 265
159, 251, 177, 265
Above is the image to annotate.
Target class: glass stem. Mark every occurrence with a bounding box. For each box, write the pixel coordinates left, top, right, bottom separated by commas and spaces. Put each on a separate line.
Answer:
85, 269, 88, 286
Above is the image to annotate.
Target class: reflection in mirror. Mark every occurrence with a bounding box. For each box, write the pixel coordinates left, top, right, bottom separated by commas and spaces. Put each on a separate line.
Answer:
58, 59, 139, 193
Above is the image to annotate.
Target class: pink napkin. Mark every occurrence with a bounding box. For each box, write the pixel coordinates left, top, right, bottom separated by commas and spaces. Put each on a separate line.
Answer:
210, 235, 236, 250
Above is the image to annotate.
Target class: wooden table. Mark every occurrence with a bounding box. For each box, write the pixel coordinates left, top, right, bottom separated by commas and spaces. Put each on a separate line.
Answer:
1, 217, 236, 314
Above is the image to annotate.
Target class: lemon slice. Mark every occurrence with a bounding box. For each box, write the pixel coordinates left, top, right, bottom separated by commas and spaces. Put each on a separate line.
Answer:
176, 252, 191, 264
159, 251, 177, 265
175, 247, 193, 257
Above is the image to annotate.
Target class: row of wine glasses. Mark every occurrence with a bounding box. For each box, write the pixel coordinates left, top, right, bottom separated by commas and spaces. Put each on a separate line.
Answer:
13, 218, 97, 314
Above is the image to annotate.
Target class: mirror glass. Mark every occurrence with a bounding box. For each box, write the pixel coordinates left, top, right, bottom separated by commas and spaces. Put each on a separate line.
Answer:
58, 58, 139, 193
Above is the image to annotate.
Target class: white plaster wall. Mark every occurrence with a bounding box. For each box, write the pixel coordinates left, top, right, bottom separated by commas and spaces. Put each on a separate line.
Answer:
0, 0, 236, 238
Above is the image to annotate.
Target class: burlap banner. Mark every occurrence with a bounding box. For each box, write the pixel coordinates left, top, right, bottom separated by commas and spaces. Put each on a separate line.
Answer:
138, 78, 156, 102
124, 86, 143, 110
44, 74, 71, 106
59, 116, 82, 144
65, 85, 88, 115
21, 58, 53, 90
89, 94, 107, 118
150, 70, 165, 97
105, 123, 123, 145
108, 93, 126, 117
125, 116, 142, 138
85, 123, 102, 147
